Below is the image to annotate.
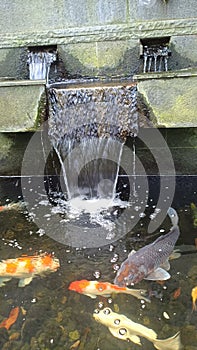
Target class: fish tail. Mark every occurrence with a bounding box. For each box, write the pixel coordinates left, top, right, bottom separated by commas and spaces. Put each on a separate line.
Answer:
167, 207, 179, 227
152, 331, 183, 350
125, 288, 150, 303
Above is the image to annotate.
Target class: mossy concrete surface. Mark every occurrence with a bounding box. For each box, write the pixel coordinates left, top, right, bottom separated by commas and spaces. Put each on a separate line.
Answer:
135, 71, 197, 127
0, 81, 46, 132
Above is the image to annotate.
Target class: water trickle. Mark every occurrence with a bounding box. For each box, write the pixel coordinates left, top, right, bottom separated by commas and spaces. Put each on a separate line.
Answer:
142, 45, 171, 73
27, 49, 57, 82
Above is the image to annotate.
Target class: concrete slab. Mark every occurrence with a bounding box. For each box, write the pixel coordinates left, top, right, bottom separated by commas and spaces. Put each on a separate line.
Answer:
134, 69, 197, 127
0, 80, 46, 132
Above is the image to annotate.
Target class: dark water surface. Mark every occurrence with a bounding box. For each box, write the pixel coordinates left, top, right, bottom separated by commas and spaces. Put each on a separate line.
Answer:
0, 176, 196, 350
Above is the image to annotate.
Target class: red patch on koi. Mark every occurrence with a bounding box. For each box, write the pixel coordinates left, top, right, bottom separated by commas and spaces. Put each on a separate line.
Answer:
6, 262, 17, 274
42, 254, 53, 266
95, 282, 108, 291
24, 258, 35, 273
68, 280, 90, 293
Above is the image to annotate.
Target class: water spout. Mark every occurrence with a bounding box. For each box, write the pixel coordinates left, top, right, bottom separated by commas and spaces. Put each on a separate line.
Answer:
27, 48, 57, 82
141, 42, 171, 73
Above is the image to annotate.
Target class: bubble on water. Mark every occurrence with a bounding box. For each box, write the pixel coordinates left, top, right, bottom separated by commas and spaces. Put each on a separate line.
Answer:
113, 264, 120, 271
98, 301, 104, 308
93, 271, 101, 279
110, 253, 119, 263
109, 244, 114, 252
134, 206, 141, 211
108, 298, 113, 304
36, 228, 45, 236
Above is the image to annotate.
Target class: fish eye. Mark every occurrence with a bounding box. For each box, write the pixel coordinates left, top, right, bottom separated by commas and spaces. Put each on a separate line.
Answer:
103, 308, 111, 315
98, 286, 103, 291
119, 328, 127, 336
114, 319, 120, 325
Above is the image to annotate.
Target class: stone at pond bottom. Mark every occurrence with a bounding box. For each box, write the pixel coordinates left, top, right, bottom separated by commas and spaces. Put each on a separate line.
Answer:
69, 330, 80, 341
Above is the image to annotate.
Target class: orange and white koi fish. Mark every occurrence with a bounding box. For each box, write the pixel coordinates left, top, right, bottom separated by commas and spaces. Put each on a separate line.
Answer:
191, 286, 197, 311
68, 280, 149, 302
0, 201, 26, 212
0, 253, 60, 287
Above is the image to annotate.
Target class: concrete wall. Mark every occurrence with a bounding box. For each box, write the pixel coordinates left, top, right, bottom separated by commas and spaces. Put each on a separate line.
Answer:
0, 0, 197, 78
0, 0, 197, 176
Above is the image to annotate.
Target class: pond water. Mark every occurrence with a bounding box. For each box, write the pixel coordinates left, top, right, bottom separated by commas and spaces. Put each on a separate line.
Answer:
0, 175, 196, 350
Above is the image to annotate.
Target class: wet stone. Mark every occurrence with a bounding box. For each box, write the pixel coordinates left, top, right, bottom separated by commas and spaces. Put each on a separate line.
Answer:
181, 325, 197, 346
21, 318, 42, 342
2, 340, 23, 350
0, 327, 9, 347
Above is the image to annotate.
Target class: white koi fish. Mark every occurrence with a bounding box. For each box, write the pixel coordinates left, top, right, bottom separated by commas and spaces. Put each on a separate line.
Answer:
93, 307, 183, 350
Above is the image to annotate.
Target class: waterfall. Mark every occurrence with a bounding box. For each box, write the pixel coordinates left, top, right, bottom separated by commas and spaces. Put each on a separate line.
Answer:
48, 83, 138, 205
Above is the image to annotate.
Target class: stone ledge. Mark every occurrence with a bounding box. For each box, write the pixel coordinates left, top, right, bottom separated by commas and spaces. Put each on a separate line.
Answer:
0, 80, 46, 132
0, 18, 197, 48
136, 70, 197, 128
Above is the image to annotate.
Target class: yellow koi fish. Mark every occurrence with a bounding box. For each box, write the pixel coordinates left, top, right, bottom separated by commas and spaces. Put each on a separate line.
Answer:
68, 279, 149, 302
0, 253, 60, 287
93, 307, 183, 350
190, 203, 197, 227
191, 286, 197, 311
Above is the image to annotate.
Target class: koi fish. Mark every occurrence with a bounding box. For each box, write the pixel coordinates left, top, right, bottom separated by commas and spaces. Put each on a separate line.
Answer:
68, 279, 149, 302
0, 201, 26, 212
172, 287, 181, 300
190, 202, 197, 227
114, 207, 180, 287
0, 253, 60, 287
0, 307, 20, 330
93, 307, 183, 350
191, 286, 197, 311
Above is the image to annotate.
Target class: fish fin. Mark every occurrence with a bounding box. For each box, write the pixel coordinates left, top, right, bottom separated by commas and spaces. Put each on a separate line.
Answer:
167, 207, 179, 227
160, 259, 170, 271
152, 331, 183, 350
84, 293, 97, 299
144, 268, 170, 281
125, 288, 151, 303
128, 250, 136, 258
0, 277, 11, 287
18, 277, 33, 287
169, 249, 181, 260
127, 334, 142, 345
